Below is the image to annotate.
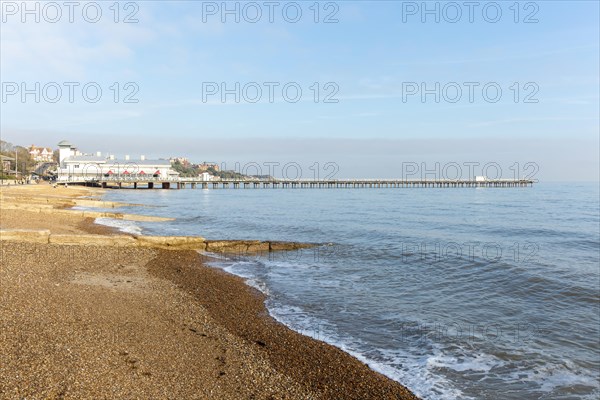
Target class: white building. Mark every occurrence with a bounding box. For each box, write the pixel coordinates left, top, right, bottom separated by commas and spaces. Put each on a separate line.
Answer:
199, 172, 214, 181
57, 141, 179, 182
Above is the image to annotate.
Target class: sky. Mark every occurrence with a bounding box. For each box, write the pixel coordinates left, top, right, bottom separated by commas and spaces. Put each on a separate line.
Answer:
1, 0, 598, 180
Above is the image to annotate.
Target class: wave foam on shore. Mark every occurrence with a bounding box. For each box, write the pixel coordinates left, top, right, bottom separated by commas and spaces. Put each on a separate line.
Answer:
94, 217, 143, 235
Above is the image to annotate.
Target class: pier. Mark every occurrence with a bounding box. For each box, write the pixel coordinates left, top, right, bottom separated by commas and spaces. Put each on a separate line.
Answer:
71, 178, 535, 189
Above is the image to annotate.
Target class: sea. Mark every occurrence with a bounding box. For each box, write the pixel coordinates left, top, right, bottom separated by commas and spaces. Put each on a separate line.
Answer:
86, 182, 599, 400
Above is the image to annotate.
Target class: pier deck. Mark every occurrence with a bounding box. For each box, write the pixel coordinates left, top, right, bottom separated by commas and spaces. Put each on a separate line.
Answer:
66, 179, 535, 189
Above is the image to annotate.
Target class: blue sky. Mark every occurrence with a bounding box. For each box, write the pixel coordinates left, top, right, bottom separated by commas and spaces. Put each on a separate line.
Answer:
1, 1, 598, 180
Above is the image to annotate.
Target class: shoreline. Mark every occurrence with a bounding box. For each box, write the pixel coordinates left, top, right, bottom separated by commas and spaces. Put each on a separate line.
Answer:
0, 184, 420, 399
146, 250, 420, 399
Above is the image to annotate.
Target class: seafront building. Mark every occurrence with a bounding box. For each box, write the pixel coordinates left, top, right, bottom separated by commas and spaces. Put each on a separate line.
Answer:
57, 140, 179, 182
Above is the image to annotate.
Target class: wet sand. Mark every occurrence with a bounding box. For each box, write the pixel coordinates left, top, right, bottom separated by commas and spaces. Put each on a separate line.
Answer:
0, 184, 420, 399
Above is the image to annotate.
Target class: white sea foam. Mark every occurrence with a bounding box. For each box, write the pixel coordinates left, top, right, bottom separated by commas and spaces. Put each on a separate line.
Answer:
71, 203, 143, 235
426, 352, 504, 373
506, 359, 600, 395
94, 217, 143, 235
207, 259, 272, 295
267, 300, 471, 400
244, 278, 270, 295
206, 257, 470, 400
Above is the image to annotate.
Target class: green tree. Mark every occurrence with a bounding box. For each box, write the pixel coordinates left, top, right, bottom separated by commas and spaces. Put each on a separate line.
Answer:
0, 141, 38, 176
171, 160, 198, 177
14, 146, 36, 176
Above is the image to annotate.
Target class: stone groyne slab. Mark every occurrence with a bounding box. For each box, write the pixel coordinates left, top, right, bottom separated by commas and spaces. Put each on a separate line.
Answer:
0, 230, 315, 253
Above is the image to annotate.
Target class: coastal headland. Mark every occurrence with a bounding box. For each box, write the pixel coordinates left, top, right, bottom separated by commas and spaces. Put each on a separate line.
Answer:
0, 184, 420, 399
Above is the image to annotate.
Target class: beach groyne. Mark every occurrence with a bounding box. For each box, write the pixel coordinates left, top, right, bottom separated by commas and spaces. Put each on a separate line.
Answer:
0, 229, 315, 253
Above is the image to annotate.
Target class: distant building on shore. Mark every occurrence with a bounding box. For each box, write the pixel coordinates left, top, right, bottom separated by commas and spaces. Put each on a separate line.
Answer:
28, 145, 54, 162
197, 162, 220, 172
170, 157, 190, 166
57, 140, 179, 182
1, 155, 14, 174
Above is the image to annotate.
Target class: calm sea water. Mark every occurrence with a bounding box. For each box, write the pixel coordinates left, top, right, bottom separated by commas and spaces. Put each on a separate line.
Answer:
93, 183, 599, 399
